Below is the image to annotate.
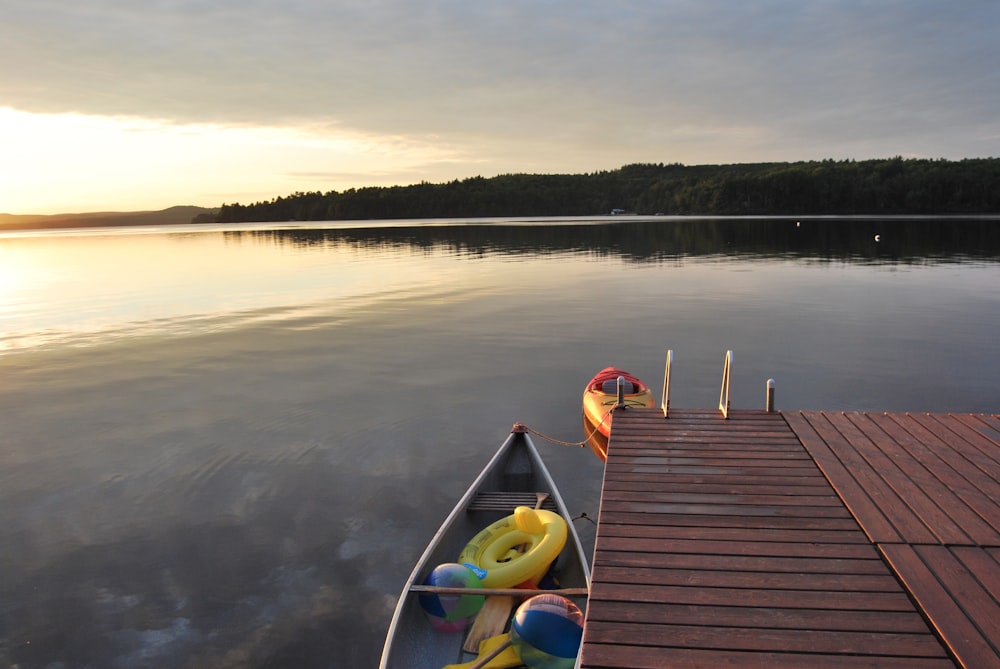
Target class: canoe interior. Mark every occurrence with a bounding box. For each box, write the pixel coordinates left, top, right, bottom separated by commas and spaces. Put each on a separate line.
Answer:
380, 430, 591, 669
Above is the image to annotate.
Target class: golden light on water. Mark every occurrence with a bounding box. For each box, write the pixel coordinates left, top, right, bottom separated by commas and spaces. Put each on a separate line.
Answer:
0, 246, 32, 314
0, 229, 514, 352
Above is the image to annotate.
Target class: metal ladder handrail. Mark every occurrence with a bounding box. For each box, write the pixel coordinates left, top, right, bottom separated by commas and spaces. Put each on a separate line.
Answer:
661, 349, 673, 418
719, 350, 732, 419
663, 349, 774, 417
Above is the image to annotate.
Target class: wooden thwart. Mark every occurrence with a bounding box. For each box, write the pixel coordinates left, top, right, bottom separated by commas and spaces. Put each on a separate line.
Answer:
409, 585, 589, 597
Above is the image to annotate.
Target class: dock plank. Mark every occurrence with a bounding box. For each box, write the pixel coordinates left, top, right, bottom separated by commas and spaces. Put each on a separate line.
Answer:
916, 545, 1000, 651
961, 414, 1000, 443
921, 414, 1000, 468
595, 535, 879, 560
585, 600, 935, 634
871, 412, 1000, 543
595, 517, 872, 543
594, 564, 901, 592
595, 550, 895, 575
598, 498, 852, 518
590, 580, 918, 612
803, 411, 936, 542
952, 546, 1000, 603
901, 413, 1000, 506
596, 509, 860, 531
583, 643, 955, 669
880, 544, 1000, 668
828, 411, 958, 543
864, 412, 998, 545
580, 409, 955, 669
584, 621, 949, 657
790, 410, 1000, 669
782, 411, 901, 542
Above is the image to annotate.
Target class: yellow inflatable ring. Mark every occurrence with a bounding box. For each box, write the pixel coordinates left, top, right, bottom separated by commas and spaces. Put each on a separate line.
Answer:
458, 506, 568, 588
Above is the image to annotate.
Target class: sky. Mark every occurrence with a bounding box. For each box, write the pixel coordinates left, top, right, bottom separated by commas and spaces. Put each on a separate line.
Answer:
2, 0, 998, 215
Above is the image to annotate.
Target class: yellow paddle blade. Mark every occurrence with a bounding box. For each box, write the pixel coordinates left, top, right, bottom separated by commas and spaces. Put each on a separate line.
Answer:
442, 634, 520, 669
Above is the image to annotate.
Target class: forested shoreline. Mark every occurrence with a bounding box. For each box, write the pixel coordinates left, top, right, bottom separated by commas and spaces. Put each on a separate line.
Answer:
216, 158, 1000, 223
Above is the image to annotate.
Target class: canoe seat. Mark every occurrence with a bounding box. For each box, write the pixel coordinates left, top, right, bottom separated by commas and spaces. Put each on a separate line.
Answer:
468, 492, 557, 513
601, 378, 637, 394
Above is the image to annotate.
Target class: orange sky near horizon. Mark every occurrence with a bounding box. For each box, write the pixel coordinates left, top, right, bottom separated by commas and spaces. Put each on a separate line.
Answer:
0, 108, 472, 215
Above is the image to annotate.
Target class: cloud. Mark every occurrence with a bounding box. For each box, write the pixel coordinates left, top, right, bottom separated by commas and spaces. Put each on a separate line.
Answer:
6, 2, 996, 126
1, 0, 998, 212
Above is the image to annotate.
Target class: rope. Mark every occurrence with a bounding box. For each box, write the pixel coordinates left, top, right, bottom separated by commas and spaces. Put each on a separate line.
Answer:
521, 407, 615, 449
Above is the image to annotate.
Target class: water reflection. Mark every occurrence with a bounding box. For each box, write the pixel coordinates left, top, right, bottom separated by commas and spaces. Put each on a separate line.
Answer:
1, 217, 998, 668
227, 217, 1000, 263
4, 217, 999, 352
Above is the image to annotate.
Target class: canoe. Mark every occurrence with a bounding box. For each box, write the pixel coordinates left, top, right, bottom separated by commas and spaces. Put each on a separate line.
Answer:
379, 425, 591, 669
581, 367, 656, 460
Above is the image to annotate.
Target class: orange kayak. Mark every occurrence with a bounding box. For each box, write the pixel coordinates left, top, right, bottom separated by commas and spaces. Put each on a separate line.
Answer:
581, 367, 656, 459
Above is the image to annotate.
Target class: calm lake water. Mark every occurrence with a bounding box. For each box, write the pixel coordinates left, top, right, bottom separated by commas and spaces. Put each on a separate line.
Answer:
1, 216, 998, 668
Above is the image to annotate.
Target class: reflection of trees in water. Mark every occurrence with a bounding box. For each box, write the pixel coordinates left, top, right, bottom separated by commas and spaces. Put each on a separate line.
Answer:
228, 218, 1000, 264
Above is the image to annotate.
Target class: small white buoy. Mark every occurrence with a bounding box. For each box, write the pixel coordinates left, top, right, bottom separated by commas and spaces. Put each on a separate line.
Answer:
796, 221, 801, 227
874, 234, 881, 242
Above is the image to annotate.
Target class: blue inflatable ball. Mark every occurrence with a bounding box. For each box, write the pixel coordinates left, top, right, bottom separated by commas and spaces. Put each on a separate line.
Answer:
418, 563, 485, 632
510, 594, 585, 669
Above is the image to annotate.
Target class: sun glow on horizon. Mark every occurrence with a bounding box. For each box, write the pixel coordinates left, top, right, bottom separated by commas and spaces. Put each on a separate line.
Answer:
0, 108, 467, 216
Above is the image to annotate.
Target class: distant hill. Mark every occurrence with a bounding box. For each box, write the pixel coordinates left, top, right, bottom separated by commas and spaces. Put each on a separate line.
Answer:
0, 206, 217, 231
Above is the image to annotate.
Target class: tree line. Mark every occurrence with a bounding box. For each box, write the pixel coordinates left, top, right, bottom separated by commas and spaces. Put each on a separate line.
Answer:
214, 158, 1000, 223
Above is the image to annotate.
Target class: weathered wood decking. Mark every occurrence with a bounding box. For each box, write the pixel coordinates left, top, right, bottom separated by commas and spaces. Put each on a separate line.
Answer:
580, 409, 1000, 669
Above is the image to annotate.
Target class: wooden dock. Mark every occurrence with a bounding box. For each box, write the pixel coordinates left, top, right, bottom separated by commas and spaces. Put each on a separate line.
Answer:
580, 409, 1000, 669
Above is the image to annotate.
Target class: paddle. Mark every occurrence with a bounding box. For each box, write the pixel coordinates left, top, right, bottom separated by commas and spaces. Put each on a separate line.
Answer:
461, 596, 515, 654
461, 493, 550, 654
445, 633, 520, 669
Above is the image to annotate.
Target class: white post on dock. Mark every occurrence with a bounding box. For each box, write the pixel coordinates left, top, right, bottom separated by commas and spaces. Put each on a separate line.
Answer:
616, 375, 626, 409
766, 378, 776, 412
